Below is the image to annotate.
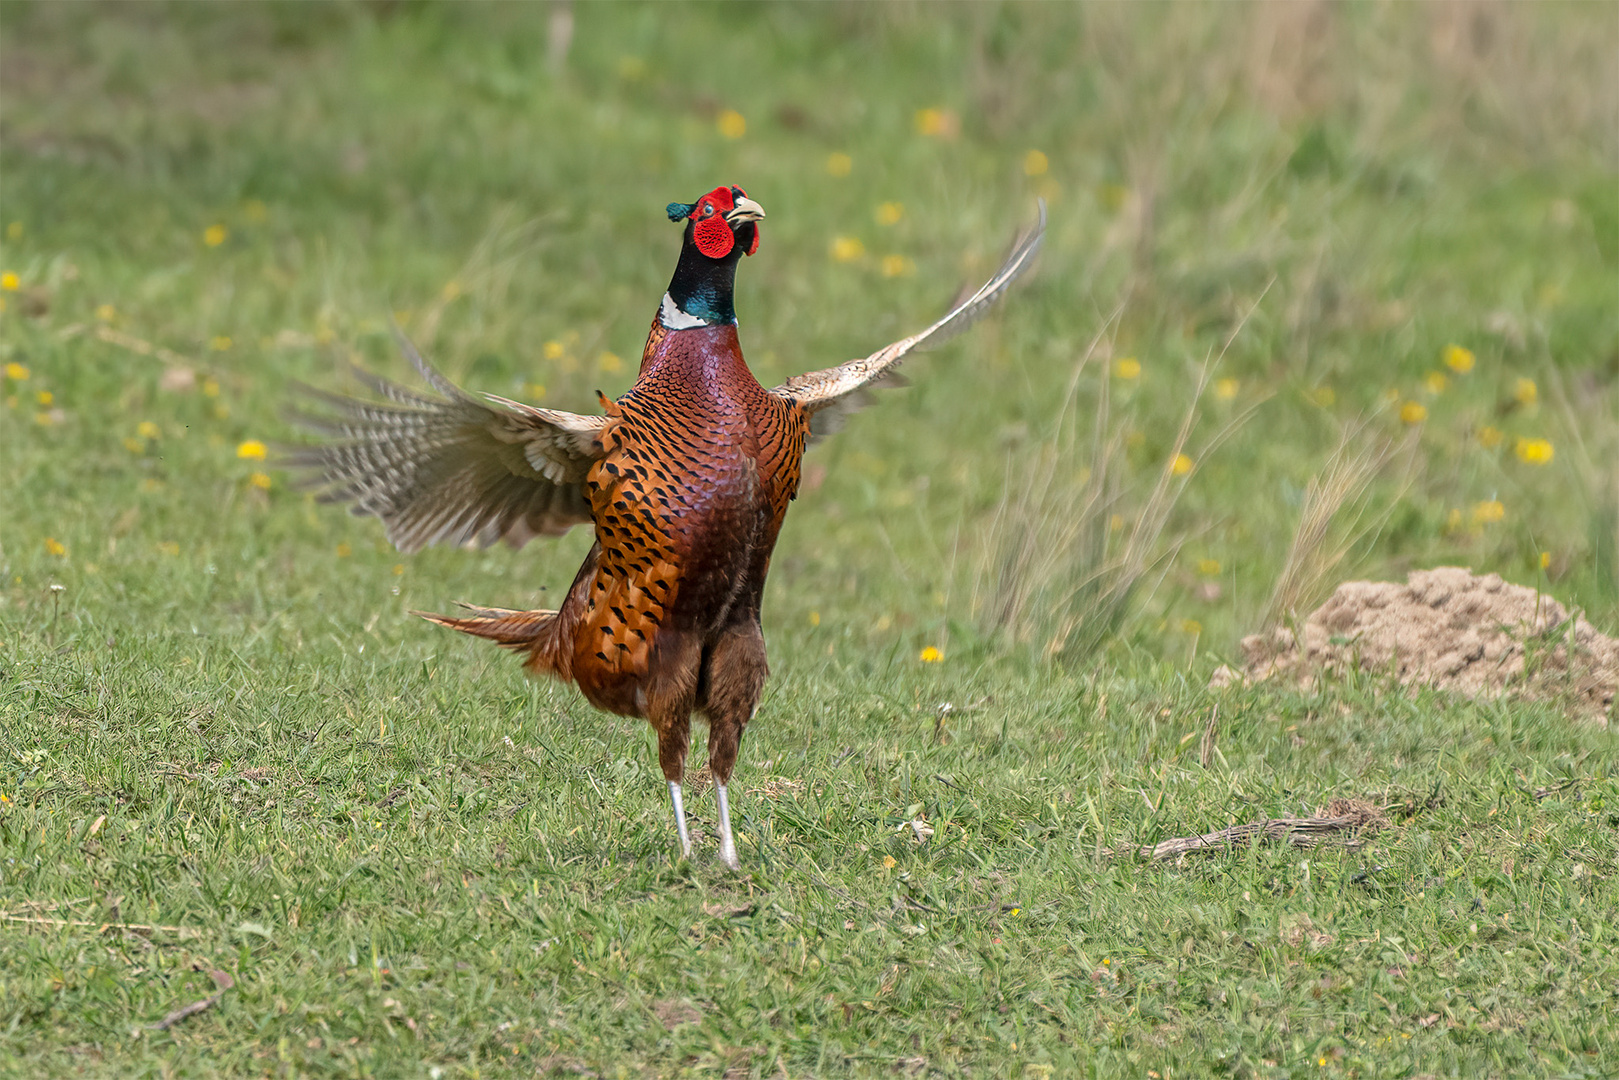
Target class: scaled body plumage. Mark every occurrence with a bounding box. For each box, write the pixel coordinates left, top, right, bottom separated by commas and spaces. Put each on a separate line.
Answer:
295, 186, 1043, 867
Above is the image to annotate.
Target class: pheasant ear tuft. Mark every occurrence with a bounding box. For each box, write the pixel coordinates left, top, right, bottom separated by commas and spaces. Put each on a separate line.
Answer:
666, 202, 695, 222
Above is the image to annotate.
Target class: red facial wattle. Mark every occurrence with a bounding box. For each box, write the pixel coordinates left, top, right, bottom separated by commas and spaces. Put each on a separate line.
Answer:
687, 185, 759, 259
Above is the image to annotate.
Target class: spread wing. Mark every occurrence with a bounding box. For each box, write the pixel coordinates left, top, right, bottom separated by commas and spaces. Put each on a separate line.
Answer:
286, 332, 608, 554
770, 200, 1045, 438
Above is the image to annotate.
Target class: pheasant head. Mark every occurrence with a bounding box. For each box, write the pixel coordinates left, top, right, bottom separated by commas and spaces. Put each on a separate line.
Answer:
661, 185, 766, 328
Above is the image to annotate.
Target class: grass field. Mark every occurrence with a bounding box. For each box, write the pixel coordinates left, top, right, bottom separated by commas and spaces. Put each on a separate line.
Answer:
2, 3, 1617, 1077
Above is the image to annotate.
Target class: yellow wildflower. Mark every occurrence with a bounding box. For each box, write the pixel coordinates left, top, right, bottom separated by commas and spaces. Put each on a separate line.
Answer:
1023, 149, 1049, 177
716, 109, 746, 139
1423, 371, 1448, 394
597, 351, 623, 374
4, 362, 28, 381
209, 335, 232, 352
1109, 514, 1124, 532
1472, 500, 1505, 525
36, 390, 52, 406
1477, 425, 1503, 448
440, 280, 461, 302
919, 646, 943, 663
924, 108, 960, 137
830, 236, 865, 262
44, 537, 66, 556
1443, 344, 1475, 373
203, 225, 228, 247
202, 378, 220, 398
1197, 558, 1221, 576
0, 271, 18, 291
880, 255, 913, 278
529, 383, 547, 400
392, 564, 404, 576
1180, 619, 1202, 634
1514, 377, 1538, 406
826, 152, 853, 178
1514, 437, 1554, 465
136, 421, 160, 439
1214, 378, 1239, 400
95, 304, 117, 322
807, 611, 821, 627
236, 439, 267, 460
249, 472, 272, 490
1113, 357, 1141, 379
336, 543, 352, 557
1312, 386, 1336, 407
1540, 551, 1551, 569
157, 541, 180, 556
1170, 453, 1194, 477
1399, 401, 1427, 424
122, 437, 143, 454
875, 201, 904, 226
543, 340, 565, 361
882, 854, 897, 869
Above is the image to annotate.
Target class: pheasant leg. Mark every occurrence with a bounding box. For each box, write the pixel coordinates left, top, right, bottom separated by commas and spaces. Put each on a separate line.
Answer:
715, 784, 739, 870
668, 780, 692, 859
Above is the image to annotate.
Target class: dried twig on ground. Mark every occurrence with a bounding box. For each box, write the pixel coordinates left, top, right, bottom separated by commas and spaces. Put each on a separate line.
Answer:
149, 970, 234, 1031
1114, 798, 1389, 861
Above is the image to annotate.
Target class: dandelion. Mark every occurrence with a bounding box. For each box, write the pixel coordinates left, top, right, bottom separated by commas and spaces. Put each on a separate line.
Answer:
136, 420, 160, 439
203, 225, 228, 247
1197, 558, 1221, 576
44, 537, 66, 556
919, 646, 943, 663
1214, 378, 1239, 400
882, 854, 897, 869
1539, 551, 1551, 569
1513, 377, 1538, 406
1514, 437, 1554, 465
0, 272, 18, 291
880, 254, 913, 278
875, 201, 904, 226
808, 611, 820, 627
4, 361, 28, 381
830, 236, 865, 262
249, 472, 272, 490
95, 304, 116, 322
440, 280, 462, 302
336, 543, 352, 557
826, 152, 853, 178
716, 109, 746, 139
1113, 357, 1141, 379
1023, 149, 1049, 177
1477, 425, 1503, 448
543, 340, 565, 361
1170, 453, 1194, 476
1472, 500, 1505, 524
236, 439, 267, 460
36, 390, 52, 406
209, 335, 232, 352
528, 383, 547, 400
1423, 371, 1448, 394
392, 564, 404, 576
597, 351, 623, 374
1399, 401, 1427, 424
1443, 344, 1475, 373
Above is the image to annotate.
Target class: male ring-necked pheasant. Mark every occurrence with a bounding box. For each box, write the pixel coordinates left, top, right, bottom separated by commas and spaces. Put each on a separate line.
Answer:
295, 186, 1043, 868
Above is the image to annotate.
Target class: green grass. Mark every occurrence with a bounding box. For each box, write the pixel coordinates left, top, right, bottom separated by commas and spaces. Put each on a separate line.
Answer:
2, 3, 1616, 1077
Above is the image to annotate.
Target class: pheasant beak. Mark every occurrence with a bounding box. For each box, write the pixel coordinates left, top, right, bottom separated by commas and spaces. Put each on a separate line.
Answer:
725, 196, 767, 225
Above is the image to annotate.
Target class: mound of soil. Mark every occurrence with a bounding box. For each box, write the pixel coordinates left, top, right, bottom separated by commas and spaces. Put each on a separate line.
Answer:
1215, 567, 1618, 723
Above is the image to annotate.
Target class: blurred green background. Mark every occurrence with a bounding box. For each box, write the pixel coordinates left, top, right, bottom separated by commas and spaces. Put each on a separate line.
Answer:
2, 4, 1616, 1077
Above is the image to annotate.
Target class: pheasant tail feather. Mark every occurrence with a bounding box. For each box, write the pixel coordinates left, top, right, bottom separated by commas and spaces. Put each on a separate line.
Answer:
414, 604, 556, 649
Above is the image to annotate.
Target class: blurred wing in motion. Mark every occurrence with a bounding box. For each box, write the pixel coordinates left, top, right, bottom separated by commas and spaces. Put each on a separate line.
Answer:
287, 333, 608, 553
770, 200, 1045, 439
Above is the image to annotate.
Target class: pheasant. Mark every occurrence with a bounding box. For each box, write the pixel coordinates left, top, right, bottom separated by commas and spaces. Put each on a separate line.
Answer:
294, 186, 1043, 868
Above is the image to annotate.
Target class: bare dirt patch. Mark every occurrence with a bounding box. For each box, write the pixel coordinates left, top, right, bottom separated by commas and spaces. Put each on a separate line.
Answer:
1216, 567, 1618, 723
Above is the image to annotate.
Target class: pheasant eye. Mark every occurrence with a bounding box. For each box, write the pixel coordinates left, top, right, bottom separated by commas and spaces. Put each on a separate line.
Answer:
701, 204, 715, 218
